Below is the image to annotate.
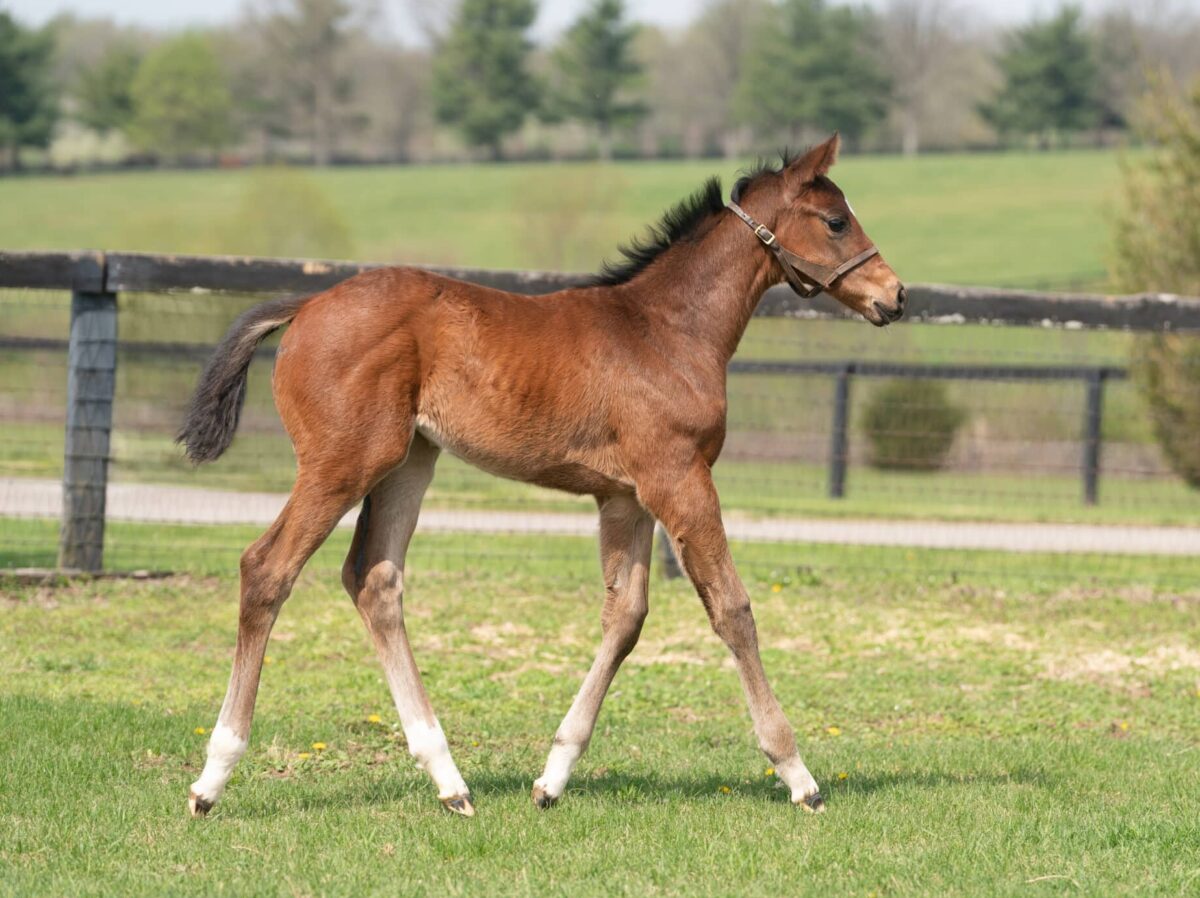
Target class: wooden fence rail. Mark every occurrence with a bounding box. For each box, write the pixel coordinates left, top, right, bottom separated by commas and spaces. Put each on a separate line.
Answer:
3, 249, 1199, 573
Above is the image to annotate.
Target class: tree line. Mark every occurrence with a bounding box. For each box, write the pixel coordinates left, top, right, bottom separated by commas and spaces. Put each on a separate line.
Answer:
3, 0, 1199, 169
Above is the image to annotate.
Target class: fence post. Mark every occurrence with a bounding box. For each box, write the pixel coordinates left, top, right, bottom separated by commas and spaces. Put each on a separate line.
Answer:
828, 363, 853, 499
1082, 369, 1106, 506
59, 289, 118, 572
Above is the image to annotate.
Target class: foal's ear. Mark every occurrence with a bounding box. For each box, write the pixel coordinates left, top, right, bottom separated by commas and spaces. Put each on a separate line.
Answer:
786, 133, 841, 187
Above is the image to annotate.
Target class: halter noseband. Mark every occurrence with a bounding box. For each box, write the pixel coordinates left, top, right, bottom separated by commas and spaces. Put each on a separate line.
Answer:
726, 200, 879, 299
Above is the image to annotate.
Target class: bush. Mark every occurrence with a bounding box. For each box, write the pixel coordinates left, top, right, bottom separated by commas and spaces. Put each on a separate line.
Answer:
1113, 77, 1200, 489
217, 168, 353, 259
1131, 336, 1200, 487
861, 378, 966, 471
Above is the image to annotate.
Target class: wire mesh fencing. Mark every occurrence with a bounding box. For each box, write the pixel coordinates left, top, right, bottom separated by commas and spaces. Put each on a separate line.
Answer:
2, 273, 1199, 589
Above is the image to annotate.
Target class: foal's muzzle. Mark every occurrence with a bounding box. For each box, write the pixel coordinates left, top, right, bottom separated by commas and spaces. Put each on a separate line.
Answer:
869, 285, 906, 327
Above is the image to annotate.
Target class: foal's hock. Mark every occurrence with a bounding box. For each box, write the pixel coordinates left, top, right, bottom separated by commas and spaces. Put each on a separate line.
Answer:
180, 134, 905, 819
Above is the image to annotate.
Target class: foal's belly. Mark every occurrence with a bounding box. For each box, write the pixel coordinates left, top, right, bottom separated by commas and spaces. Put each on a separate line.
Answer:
414, 413, 631, 497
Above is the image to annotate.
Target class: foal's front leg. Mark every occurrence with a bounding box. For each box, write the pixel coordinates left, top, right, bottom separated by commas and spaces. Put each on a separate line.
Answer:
644, 461, 824, 811
532, 494, 654, 807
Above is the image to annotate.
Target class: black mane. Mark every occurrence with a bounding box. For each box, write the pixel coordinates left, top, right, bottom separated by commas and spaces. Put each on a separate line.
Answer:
589, 176, 725, 287
590, 150, 799, 288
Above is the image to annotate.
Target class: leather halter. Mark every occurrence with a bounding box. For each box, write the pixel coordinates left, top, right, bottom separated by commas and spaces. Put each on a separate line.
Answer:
727, 200, 879, 299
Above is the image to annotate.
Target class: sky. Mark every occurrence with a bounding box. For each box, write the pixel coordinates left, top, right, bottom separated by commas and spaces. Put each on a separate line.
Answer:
4, 0, 1159, 42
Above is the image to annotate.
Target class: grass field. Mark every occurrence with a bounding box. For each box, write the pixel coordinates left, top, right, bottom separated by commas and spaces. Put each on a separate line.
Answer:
0, 150, 1124, 288
3, 529, 1199, 896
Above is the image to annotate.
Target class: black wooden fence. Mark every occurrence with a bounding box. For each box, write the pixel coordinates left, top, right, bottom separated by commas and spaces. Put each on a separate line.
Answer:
3, 249, 1200, 573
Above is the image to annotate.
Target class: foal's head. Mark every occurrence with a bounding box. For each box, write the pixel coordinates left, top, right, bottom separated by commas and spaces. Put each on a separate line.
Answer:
733, 134, 905, 327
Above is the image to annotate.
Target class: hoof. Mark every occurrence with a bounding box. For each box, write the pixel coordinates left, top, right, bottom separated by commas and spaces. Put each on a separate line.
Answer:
188, 791, 214, 818
531, 784, 558, 810
798, 792, 825, 814
441, 794, 475, 817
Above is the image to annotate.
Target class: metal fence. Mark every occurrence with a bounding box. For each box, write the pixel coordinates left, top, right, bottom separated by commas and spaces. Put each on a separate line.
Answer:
2, 250, 1199, 587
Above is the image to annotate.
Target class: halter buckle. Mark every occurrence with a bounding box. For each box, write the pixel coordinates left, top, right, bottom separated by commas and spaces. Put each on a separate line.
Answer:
752, 224, 776, 246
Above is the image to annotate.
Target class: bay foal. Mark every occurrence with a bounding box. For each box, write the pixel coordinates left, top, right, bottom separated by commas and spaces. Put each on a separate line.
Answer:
180, 134, 904, 818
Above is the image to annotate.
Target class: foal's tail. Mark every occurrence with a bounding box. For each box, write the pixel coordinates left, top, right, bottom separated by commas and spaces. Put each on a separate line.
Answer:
177, 293, 313, 464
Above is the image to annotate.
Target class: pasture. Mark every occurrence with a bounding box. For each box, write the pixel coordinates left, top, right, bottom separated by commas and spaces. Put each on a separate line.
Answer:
3, 534, 1199, 896
3, 150, 1199, 897
0, 150, 1122, 288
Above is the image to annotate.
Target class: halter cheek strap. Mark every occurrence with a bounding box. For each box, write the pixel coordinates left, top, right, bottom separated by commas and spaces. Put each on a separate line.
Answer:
727, 201, 879, 299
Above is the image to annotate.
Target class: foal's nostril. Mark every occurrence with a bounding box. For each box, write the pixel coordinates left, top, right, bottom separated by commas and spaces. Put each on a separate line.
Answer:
896, 285, 908, 308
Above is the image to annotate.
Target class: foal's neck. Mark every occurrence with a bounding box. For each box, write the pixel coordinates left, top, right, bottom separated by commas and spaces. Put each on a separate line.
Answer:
633, 211, 778, 364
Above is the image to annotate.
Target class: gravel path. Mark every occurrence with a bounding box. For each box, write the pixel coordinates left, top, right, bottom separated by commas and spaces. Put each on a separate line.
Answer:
3, 477, 1198, 556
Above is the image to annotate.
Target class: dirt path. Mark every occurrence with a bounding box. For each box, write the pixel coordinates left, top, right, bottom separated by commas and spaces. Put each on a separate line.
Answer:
3, 477, 1198, 556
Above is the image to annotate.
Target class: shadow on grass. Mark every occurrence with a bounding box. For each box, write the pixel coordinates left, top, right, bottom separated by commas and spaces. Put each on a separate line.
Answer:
224, 763, 1053, 820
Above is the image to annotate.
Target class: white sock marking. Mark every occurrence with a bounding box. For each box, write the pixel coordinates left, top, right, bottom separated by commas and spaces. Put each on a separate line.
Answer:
776, 755, 820, 803
403, 720, 468, 799
534, 739, 584, 799
190, 723, 248, 803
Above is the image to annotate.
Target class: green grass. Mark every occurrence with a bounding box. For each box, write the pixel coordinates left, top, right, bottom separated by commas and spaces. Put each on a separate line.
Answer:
3, 529, 1199, 896
0, 150, 1124, 287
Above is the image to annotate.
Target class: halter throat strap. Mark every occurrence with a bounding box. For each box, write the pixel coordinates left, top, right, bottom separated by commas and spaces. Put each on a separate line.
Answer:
727, 200, 879, 298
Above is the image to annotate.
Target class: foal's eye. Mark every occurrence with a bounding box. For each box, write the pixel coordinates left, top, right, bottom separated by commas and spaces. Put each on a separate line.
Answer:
827, 217, 848, 234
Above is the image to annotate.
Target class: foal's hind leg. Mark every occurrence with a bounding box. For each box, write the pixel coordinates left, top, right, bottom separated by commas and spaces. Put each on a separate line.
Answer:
642, 460, 824, 811
189, 474, 361, 817
533, 494, 654, 808
341, 435, 473, 816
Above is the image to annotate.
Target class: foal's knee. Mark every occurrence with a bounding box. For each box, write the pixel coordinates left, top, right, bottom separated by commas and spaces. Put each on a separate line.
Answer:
709, 599, 757, 653
238, 543, 293, 627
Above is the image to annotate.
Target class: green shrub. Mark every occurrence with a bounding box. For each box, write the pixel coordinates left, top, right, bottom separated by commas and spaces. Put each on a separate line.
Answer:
861, 378, 966, 471
1113, 77, 1200, 489
217, 168, 353, 259
1131, 336, 1200, 487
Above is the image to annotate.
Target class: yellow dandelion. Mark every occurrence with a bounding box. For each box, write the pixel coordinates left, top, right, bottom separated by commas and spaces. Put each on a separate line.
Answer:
264, 655, 274, 665
1119, 721, 1130, 732
471, 740, 481, 747
718, 785, 732, 794
297, 752, 311, 760
771, 583, 783, 593
367, 714, 383, 724
826, 726, 842, 737
194, 727, 207, 735
312, 741, 327, 751
837, 771, 849, 781
765, 767, 775, 777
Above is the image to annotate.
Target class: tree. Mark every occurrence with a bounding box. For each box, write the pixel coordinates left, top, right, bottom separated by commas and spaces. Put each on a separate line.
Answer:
431, 0, 540, 160
129, 34, 234, 160
686, 0, 772, 156
249, 0, 362, 165
0, 12, 59, 169
1115, 78, 1200, 489
734, 0, 890, 146
880, 0, 975, 155
76, 44, 140, 133
547, 0, 645, 160
980, 6, 1103, 145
